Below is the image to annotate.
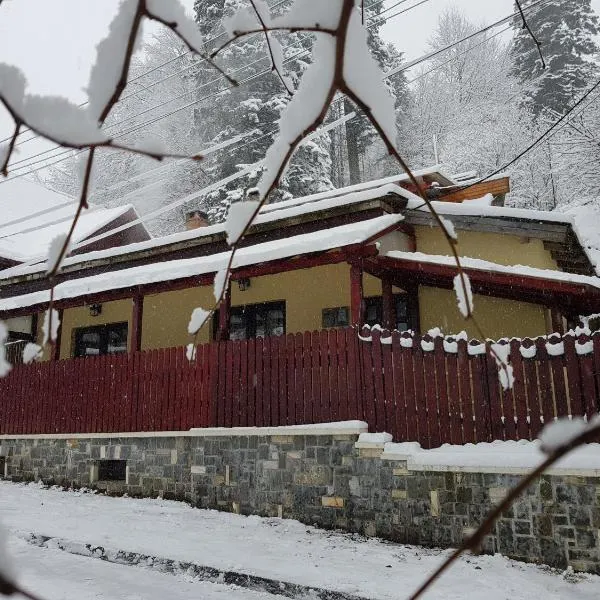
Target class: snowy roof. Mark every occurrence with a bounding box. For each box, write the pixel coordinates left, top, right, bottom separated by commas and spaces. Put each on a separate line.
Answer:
0, 215, 402, 312
0, 178, 138, 262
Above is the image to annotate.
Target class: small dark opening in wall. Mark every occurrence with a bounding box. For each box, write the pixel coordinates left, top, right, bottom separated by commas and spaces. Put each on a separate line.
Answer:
0, 457, 5, 478
98, 460, 126, 481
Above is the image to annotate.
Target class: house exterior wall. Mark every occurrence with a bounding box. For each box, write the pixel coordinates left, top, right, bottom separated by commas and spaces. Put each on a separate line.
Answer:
31, 258, 555, 359
142, 286, 215, 349
415, 227, 559, 270
419, 286, 549, 339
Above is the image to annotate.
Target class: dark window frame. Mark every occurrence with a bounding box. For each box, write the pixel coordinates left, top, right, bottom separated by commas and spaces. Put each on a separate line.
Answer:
364, 293, 413, 331
322, 306, 350, 329
214, 301, 286, 340
73, 322, 129, 358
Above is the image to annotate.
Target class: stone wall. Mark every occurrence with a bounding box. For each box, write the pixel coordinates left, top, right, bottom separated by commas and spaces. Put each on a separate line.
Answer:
1, 423, 598, 574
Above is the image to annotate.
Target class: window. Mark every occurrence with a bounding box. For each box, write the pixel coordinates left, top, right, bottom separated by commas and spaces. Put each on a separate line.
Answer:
73, 322, 128, 357
98, 460, 126, 481
322, 307, 350, 329
217, 301, 286, 340
364, 295, 410, 331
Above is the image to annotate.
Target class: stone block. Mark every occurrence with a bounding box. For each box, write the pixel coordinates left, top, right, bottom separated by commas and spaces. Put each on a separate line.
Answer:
489, 486, 508, 505
270, 435, 294, 445
393, 466, 410, 476
359, 448, 383, 459
430, 490, 440, 517
391, 489, 407, 500
321, 496, 344, 508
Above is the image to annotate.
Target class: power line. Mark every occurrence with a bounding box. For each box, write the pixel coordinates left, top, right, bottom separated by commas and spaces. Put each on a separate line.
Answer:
461, 78, 600, 189
1, 0, 550, 183
1, 0, 436, 173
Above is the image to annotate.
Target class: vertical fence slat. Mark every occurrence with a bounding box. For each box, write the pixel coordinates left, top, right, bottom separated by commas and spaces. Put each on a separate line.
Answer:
310, 331, 323, 422
270, 336, 280, 426
422, 336, 440, 448
370, 330, 386, 435
381, 332, 394, 438
434, 337, 450, 445
564, 335, 584, 418
328, 330, 340, 425
413, 339, 429, 447
444, 344, 462, 445
510, 339, 529, 441
459, 341, 475, 443
402, 335, 419, 442
262, 336, 272, 427
391, 332, 408, 441
578, 335, 598, 420
477, 352, 497, 443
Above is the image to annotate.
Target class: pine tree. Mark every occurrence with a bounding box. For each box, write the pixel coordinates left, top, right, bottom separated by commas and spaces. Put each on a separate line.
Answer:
191, 0, 334, 222
511, 0, 600, 116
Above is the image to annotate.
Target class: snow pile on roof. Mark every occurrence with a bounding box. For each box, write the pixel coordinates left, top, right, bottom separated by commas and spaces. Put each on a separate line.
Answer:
381, 438, 600, 475
0, 178, 137, 262
563, 204, 600, 276
0, 215, 402, 312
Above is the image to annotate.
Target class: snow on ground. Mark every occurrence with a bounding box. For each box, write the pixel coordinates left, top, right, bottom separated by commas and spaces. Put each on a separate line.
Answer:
1, 482, 599, 600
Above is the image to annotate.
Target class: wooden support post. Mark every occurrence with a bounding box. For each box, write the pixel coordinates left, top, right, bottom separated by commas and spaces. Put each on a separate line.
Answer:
406, 284, 420, 334
382, 279, 394, 330
350, 263, 364, 328
131, 291, 144, 352
550, 306, 565, 335
52, 309, 63, 361
217, 280, 231, 341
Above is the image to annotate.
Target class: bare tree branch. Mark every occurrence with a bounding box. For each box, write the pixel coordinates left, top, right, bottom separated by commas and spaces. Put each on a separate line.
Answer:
0, 123, 20, 177
210, 26, 336, 60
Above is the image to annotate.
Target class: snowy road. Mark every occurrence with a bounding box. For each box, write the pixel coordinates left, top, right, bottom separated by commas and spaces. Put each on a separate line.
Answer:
9, 536, 288, 600
0, 482, 598, 600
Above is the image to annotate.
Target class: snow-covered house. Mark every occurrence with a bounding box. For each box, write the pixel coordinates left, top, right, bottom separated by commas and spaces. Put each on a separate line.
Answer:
0, 167, 598, 362
0, 178, 150, 353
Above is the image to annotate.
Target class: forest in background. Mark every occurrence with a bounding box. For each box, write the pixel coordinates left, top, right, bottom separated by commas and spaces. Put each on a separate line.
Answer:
43, 0, 600, 235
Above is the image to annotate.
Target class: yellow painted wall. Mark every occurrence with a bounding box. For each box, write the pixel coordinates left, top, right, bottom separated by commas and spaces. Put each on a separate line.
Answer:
229, 263, 381, 334
142, 286, 215, 349
59, 299, 132, 359
415, 227, 558, 270
419, 286, 548, 339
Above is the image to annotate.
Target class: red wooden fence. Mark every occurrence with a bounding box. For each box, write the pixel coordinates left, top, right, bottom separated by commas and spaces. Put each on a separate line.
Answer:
1, 329, 599, 447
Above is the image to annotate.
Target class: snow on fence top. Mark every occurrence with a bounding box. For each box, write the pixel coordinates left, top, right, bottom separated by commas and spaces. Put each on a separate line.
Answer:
0, 215, 402, 312
357, 324, 599, 358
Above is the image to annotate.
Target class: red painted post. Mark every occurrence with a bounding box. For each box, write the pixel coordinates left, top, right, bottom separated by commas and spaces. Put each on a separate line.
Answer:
382, 279, 394, 330
131, 291, 144, 352
350, 263, 364, 327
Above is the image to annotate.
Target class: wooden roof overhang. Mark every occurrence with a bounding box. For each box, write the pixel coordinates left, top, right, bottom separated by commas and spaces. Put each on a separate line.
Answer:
365, 254, 600, 315
0, 195, 406, 299
0, 244, 379, 320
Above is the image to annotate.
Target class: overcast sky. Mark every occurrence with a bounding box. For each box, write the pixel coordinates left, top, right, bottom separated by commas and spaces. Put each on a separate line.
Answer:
1, 0, 600, 164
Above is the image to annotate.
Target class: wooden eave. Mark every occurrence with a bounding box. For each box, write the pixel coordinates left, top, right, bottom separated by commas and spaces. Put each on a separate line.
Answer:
367, 255, 600, 314
437, 177, 510, 203
0, 245, 378, 319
